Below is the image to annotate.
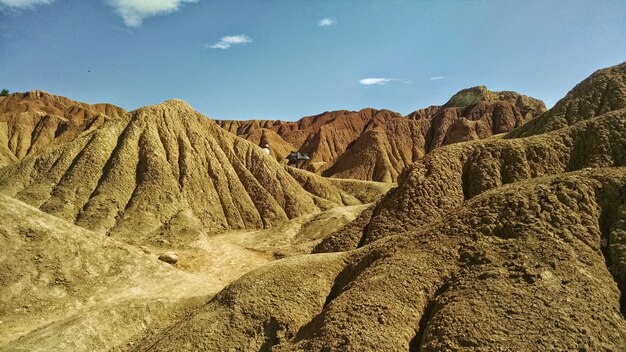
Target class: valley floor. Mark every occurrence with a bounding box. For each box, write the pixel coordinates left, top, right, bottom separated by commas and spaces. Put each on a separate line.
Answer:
0, 196, 367, 351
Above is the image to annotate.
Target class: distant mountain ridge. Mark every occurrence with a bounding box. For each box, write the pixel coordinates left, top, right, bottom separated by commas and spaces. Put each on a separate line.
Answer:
217, 86, 546, 182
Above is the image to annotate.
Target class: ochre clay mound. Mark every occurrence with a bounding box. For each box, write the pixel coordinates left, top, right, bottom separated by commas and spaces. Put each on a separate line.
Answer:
362, 108, 626, 245
217, 88, 545, 182
0, 194, 199, 351
362, 64, 626, 245
132, 62, 626, 351
322, 118, 428, 182
0, 90, 125, 165
509, 62, 626, 138
136, 168, 626, 351
408, 86, 546, 151
0, 99, 360, 245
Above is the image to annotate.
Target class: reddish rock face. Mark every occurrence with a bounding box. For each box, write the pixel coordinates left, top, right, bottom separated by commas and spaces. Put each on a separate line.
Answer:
217, 88, 546, 182
0, 90, 126, 164
422, 98, 542, 152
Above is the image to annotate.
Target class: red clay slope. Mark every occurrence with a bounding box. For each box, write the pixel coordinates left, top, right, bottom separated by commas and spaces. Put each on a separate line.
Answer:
217, 87, 545, 182
0, 90, 126, 165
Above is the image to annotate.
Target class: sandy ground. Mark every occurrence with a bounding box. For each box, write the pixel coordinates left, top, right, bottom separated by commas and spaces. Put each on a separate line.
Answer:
0, 194, 367, 351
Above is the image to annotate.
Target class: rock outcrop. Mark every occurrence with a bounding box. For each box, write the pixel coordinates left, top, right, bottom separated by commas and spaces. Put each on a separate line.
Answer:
509, 62, 626, 137
408, 86, 546, 151
364, 64, 626, 245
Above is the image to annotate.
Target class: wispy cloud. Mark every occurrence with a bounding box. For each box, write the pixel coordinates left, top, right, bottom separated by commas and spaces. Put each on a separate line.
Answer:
430, 76, 445, 81
359, 78, 393, 86
205, 34, 252, 49
107, 0, 199, 27
318, 17, 335, 26
0, 0, 54, 9
1, 0, 198, 26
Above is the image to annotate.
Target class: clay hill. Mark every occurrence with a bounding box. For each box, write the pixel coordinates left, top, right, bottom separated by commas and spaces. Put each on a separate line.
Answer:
0, 99, 365, 246
0, 90, 126, 166
129, 63, 626, 351
0, 95, 392, 351
217, 87, 546, 182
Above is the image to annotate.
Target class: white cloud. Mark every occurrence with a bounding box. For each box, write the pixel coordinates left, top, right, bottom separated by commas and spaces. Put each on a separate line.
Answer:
430, 76, 445, 81
318, 17, 335, 26
206, 34, 252, 49
0, 0, 54, 9
359, 78, 393, 86
107, 0, 199, 27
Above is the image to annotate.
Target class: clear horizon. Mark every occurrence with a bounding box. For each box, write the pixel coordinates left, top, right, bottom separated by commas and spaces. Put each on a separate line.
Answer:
1, 0, 625, 120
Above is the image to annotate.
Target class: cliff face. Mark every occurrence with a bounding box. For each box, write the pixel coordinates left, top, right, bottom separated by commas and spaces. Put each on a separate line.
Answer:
217, 87, 546, 182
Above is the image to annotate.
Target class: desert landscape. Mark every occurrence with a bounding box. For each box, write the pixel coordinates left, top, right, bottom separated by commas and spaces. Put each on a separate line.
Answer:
0, 61, 624, 351
1, 0, 625, 351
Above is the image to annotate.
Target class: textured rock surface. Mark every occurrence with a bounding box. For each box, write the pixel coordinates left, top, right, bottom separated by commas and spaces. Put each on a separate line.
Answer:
365, 64, 626, 245
0, 194, 198, 351
138, 168, 626, 351
364, 108, 626, 245
0, 90, 125, 165
509, 62, 626, 137
218, 88, 545, 182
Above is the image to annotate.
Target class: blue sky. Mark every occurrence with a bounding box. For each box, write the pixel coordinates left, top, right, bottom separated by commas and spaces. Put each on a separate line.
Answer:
1, 0, 625, 120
